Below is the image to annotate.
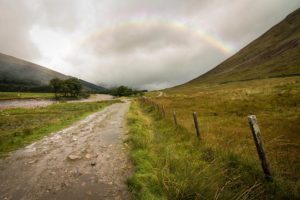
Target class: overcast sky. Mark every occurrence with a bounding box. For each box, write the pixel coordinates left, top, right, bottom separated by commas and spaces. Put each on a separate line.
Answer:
0, 0, 299, 89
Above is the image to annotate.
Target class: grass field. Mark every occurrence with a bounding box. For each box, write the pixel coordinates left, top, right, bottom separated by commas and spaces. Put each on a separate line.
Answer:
0, 92, 55, 100
0, 100, 117, 155
127, 100, 296, 199
133, 76, 300, 199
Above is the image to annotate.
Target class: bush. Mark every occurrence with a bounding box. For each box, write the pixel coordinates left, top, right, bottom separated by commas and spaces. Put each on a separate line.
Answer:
110, 85, 147, 97
49, 78, 82, 97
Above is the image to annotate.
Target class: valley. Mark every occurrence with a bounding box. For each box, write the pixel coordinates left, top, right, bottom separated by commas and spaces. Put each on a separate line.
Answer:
0, 5, 299, 200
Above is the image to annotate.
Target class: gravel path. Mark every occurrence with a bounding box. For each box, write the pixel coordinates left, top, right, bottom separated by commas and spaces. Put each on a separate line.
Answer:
0, 101, 132, 200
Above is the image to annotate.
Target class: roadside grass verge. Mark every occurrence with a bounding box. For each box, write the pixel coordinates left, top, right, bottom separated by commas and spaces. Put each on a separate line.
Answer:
126, 99, 298, 199
155, 77, 299, 195
0, 100, 119, 155
0, 92, 55, 100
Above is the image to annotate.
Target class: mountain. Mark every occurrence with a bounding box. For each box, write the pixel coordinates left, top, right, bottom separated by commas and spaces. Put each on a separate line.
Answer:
156, 10, 300, 198
0, 53, 106, 92
185, 8, 300, 86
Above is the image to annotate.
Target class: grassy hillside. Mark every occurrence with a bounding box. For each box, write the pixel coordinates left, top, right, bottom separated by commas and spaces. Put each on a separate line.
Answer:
185, 8, 300, 86
0, 53, 106, 92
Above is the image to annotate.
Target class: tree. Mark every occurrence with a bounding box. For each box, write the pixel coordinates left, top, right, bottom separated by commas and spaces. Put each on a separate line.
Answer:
65, 78, 82, 96
49, 78, 82, 97
50, 78, 62, 97
110, 85, 145, 97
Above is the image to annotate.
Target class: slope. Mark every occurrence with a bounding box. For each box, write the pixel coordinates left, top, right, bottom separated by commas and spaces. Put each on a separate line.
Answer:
186, 8, 300, 85
0, 53, 106, 92
146, 9, 300, 198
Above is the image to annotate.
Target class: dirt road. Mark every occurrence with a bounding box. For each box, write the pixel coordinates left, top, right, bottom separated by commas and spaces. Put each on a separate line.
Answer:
0, 101, 132, 200
157, 91, 163, 97
0, 94, 114, 110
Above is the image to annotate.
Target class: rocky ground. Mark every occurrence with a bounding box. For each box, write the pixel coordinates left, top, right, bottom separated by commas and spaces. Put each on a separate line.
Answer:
0, 101, 132, 200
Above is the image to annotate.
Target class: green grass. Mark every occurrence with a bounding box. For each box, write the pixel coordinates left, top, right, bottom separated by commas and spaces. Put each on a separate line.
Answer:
159, 77, 300, 183
0, 100, 118, 155
127, 100, 298, 199
130, 10, 300, 199
0, 92, 55, 100
133, 76, 300, 199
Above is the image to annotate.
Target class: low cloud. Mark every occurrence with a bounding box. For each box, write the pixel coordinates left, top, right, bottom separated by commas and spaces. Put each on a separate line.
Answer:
0, 0, 40, 59
0, 0, 299, 89
67, 23, 224, 89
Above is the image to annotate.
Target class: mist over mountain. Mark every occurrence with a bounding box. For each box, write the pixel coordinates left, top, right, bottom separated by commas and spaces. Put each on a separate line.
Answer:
0, 53, 106, 92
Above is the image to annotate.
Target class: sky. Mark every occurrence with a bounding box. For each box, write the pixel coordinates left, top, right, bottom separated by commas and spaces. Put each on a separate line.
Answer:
0, 0, 299, 90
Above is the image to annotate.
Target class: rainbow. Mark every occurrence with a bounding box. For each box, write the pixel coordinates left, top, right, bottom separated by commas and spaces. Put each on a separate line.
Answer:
75, 17, 236, 55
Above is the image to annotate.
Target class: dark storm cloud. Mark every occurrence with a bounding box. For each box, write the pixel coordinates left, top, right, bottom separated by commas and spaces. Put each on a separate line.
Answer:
0, 0, 299, 89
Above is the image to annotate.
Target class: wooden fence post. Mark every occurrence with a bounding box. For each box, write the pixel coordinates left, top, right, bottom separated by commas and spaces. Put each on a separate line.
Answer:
248, 115, 272, 180
173, 111, 178, 126
193, 112, 201, 139
156, 104, 160, 113
161, 105, 166, 117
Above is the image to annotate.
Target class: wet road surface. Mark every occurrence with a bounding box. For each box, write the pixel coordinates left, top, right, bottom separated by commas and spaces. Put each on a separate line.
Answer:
0, 101, 132, 200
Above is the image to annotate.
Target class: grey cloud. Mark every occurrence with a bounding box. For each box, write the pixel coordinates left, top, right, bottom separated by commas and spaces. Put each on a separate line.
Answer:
0, 0, 299, 90
103, 0, 213, 16
0, 0, 40, 60
67, 23, 225, 89
36, 0, 81, 31
205, 0, 300, 46
81, 23, 196, 56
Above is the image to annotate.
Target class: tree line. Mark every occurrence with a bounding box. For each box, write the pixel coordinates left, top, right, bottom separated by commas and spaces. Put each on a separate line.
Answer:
50, 78, 82, 97
109, 85, 147, 97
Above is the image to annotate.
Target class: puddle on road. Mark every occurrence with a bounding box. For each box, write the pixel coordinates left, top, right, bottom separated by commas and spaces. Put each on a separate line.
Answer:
0, 99, 55, 109
100, 128, 122, 145
43, 174, 115, 200
0, 94, 114, 110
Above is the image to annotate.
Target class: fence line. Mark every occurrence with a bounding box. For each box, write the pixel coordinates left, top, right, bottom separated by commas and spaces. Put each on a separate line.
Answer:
173, 111, 178, 126
139, 97, 272, 180
192, 112, 201, 139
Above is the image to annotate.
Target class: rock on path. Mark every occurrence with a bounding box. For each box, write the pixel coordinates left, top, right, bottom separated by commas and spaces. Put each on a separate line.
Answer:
0, 101, 132, 200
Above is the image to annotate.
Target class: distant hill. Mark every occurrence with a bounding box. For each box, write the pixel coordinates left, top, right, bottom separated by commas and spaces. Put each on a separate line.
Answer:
185, 8, 300, 86
0, 53, 106, 92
